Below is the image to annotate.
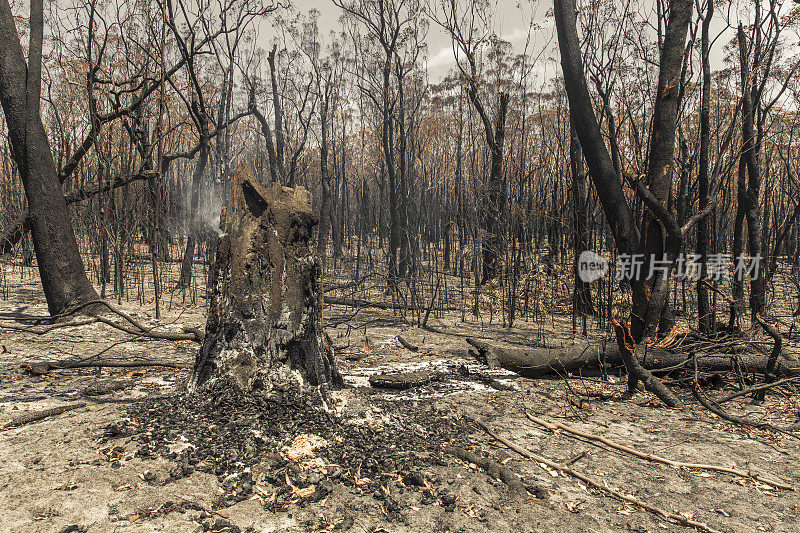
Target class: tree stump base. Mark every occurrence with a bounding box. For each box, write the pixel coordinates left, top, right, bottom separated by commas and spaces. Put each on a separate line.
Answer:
190, 164, 341, 400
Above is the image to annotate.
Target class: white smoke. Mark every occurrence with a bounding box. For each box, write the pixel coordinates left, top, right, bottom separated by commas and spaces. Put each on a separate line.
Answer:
195, 188, 225, 237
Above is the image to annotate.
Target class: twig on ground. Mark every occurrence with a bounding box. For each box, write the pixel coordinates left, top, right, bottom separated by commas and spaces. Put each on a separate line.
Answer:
2, 402, 87, 429
469, 416, 721, 533
527, 414, 793, 490
692, 356, 800, 440
715, 376, 800, 405
177, 496, 229, 520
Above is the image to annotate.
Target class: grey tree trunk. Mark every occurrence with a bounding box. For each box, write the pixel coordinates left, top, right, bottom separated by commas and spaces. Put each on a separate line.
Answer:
190, 164, 341, 399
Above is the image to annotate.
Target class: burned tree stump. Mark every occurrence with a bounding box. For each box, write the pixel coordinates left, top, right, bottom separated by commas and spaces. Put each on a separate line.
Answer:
189, 164, 341, 399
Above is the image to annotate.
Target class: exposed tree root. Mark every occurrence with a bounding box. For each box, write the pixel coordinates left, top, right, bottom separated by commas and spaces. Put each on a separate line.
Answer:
442, 445, 545, 499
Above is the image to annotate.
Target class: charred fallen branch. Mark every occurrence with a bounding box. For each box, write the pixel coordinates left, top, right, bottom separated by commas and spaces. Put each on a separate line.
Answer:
613, 321, 682, 407
20, 358, 190, 375
471, 416, 721, 533
527, 414, 793, 490
323, 295, 460, 312
52, 298, 203, 342
442, 445, 544, 498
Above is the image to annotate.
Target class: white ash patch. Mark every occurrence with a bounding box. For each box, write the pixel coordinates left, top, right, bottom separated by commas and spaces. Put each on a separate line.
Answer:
341, 358, 519, 400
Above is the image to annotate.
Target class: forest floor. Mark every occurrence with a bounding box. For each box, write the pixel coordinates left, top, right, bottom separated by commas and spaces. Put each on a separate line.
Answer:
2, 258, 800, 532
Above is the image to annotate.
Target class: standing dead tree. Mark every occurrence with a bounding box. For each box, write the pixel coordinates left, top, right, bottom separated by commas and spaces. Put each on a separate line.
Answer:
432, 0, 509, 285
0, 0, 99, 315
554, 0, 699, 406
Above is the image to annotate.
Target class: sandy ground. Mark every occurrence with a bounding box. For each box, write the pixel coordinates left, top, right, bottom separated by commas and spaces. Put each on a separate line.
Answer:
2, 260, 800, 532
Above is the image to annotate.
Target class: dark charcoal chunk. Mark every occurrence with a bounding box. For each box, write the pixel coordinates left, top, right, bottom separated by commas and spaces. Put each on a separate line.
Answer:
369, 372, 431, 389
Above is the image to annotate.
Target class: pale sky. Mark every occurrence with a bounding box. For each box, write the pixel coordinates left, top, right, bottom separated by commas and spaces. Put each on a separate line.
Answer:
286, 0, 554, 83
258, 0, 798, 102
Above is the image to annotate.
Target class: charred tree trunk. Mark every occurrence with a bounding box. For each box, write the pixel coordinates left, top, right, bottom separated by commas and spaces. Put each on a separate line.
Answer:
738, 24, 766, 318
0, 0, 99, 315
570, 122, 593, 318
553, 0, 640, 262
178, 100, 210, 289
317, 84, 333, 268
190, 164, 341, 399
630, 0, 693, 342
696, 0, 713, 333
555, 0, 693, 406
478, 92, 509, 285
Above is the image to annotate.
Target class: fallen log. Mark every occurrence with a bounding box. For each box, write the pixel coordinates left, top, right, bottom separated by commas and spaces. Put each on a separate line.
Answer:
396, 334, 419, 352
369, 371, 432, 389
466, 337, 800, 379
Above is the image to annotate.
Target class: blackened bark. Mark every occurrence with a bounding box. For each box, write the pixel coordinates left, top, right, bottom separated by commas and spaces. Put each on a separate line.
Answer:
696, 0, 713, 333
554, 0, 692, 406
0, 0, 99, 315
268, 46, 285, 176
730, 157, 747, 328
317, 85, 333, 267
570, 122, 593, 317
178, 100, 210, 288
738, 24, 766, 318
190, 164, 341, 397
476, 92, 509, 285
631, 0, 694, 341
553, 0, 640, 258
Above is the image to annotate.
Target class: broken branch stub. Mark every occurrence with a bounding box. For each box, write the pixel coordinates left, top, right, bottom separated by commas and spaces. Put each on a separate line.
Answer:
189, 163, 341, 398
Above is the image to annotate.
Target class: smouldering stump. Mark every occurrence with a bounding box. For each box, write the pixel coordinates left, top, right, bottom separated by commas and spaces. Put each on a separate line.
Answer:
190, 163, 341, 399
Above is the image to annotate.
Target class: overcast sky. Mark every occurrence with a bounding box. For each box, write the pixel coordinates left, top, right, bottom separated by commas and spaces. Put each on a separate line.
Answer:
288, 0, 557, 84
265, 1, 797, 99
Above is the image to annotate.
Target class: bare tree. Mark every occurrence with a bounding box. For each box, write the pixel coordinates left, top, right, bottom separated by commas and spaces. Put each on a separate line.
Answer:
432, 0, 509, 285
